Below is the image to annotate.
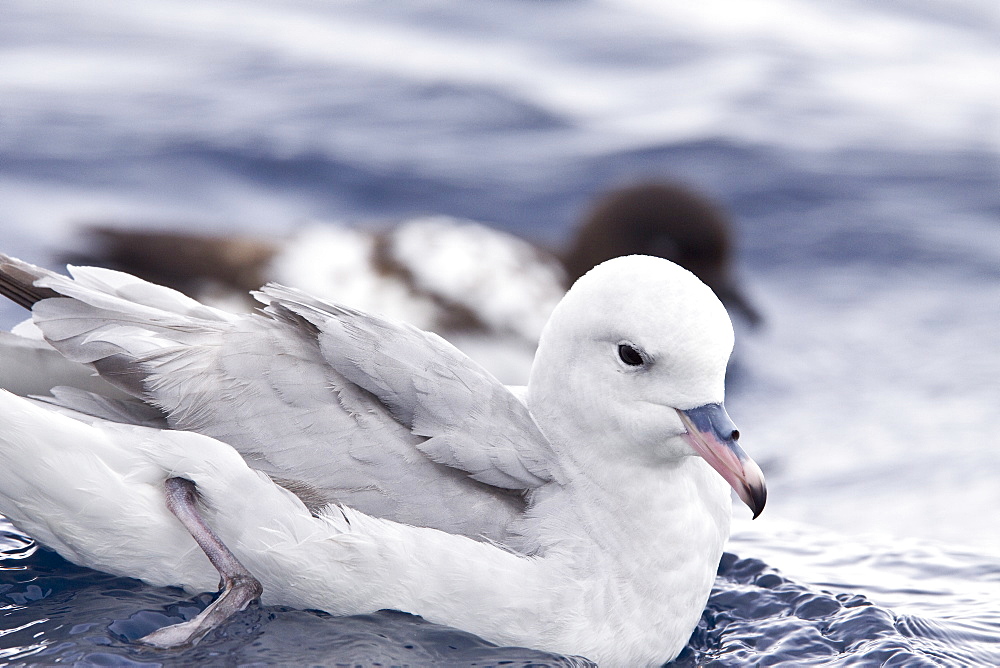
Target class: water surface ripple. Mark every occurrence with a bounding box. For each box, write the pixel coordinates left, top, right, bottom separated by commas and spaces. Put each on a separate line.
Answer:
4, 522, 998, 666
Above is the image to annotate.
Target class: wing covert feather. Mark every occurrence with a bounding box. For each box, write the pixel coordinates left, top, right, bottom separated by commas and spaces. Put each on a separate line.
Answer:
256, 284, 561, 489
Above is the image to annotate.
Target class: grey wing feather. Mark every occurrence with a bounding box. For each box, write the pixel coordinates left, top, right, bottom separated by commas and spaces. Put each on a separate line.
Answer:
32, 386, 170, 428
0, 257, 551, 539
255, 284, 561, 489
0, 330, 129, 399
0, 256, 239, 398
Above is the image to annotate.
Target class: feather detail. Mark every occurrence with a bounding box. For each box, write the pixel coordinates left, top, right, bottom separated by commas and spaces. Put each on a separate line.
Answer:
256, 283, 560, 489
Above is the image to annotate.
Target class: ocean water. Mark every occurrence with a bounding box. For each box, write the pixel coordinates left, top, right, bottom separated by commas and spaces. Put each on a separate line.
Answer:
2, 0, 999, 664
5, 519, 1000, 665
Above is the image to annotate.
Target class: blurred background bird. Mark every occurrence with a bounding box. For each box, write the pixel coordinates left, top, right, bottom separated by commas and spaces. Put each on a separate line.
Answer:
66, 181, 760, 337
60, 182, 759, 382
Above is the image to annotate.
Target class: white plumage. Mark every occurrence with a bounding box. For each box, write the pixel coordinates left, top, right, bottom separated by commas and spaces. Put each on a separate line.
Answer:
0, 253, 764, 666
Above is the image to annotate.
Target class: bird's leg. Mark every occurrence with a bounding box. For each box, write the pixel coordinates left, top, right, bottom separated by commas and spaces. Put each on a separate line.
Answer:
138, 477, 264, 649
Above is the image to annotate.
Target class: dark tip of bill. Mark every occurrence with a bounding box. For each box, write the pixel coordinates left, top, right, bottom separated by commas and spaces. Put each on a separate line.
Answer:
750, 484, 767, 520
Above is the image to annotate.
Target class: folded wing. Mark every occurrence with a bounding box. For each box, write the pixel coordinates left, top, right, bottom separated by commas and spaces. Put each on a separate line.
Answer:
0, 254, 559, 544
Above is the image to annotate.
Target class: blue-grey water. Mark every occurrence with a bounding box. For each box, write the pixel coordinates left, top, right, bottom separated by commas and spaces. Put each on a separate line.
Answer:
2, 0, 999, 664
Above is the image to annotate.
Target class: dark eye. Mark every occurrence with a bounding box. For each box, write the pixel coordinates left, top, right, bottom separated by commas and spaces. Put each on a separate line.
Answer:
618, 343, 644, 366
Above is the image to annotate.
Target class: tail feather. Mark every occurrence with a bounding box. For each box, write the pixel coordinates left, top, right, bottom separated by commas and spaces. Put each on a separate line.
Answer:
0, 254, 239, 400
0, 254, 62, 309
41, 264, 236, 322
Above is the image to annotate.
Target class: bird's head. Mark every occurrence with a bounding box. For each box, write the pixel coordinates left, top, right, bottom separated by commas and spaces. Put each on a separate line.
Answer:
529, 254, 766, 517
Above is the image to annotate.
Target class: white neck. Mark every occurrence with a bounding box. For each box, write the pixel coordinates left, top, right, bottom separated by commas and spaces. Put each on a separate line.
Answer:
521, 452, 732, 658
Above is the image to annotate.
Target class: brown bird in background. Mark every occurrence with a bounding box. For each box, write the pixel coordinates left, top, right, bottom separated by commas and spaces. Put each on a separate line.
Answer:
565, 182, 760, 326
65, 181, 761, 345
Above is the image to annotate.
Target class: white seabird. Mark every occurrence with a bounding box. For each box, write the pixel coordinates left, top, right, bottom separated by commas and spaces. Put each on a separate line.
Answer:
0, 253, 765, 666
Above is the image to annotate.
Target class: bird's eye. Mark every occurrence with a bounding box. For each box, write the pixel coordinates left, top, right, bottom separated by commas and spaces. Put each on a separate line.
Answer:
618, 343, 644, 366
